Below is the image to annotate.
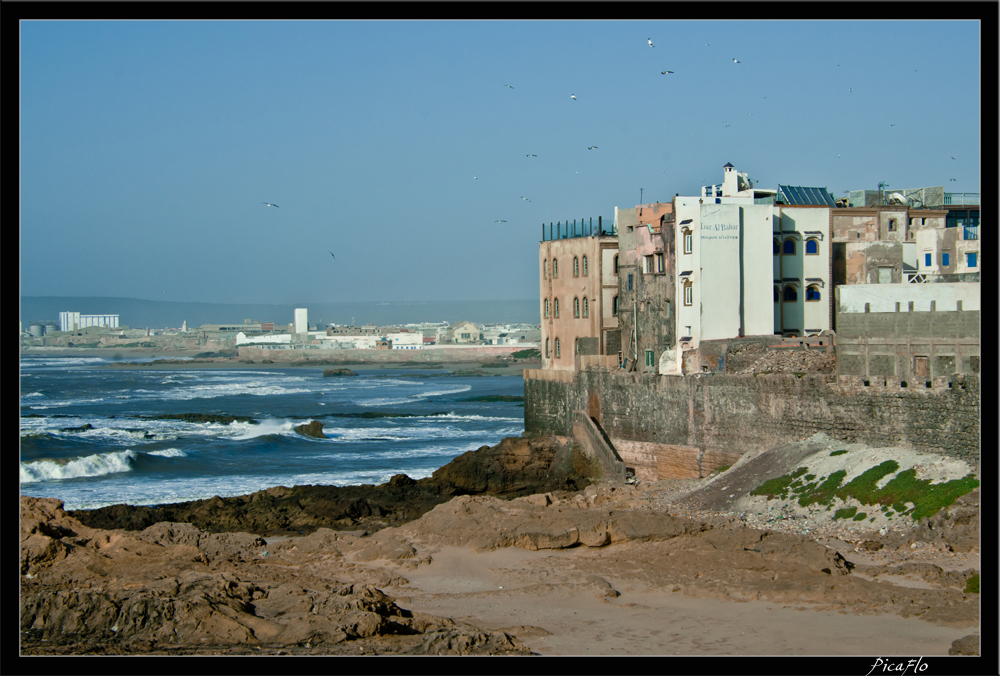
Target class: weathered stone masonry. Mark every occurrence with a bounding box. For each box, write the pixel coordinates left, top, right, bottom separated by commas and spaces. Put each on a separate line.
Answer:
524, 369, 980, 480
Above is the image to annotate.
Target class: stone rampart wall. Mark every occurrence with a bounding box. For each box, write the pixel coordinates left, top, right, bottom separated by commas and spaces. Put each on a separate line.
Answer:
524, 369, 980, 473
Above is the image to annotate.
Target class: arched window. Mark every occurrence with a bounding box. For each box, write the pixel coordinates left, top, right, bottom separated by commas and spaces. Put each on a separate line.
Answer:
806, 239, 819, 255
582, 255, 588, 276
774, 286, 780, 303
783, 285, 798, 302
544, 298, 550, 318
574, 297, 580, 317
613, 255, 619, 275
773, 238, 780, 255
806, 285, 821, 301
612, 295, 619, 315
583, 297, 589, 317
555, 338, 560, 358
684, 281, 693, 306
574, 257, 579, 277
553, 258, 558, 278
683, 228, 693, 254
554, 298, 559, 317
545, 338, 550, 358
783, 239, 796, 255
575, 337, 581, 354
543, 259, 548, 278
664, 299, 670, 318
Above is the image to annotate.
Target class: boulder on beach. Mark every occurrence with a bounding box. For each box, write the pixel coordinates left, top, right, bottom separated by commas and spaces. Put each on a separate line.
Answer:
295, 421, 327, 439
323, 368, 358, 377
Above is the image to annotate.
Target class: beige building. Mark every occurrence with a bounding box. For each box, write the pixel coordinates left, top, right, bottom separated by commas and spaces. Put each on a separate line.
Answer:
445, 321, 480, 344
539, 219, 618, 371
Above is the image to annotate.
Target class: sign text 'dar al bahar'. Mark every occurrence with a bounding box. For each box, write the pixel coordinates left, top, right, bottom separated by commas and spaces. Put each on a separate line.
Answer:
701, 223, 739, 240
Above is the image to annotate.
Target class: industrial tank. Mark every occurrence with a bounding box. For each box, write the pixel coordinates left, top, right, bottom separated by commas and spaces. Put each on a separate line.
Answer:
29, 323, 44, 338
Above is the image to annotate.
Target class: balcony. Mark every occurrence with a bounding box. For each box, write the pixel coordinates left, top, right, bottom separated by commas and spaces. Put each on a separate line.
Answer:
541, 217, 613, 242
944, 192, 980, 206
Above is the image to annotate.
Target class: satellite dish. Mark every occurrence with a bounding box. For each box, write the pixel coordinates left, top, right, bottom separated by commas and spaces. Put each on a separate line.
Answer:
888, 192, 907, 205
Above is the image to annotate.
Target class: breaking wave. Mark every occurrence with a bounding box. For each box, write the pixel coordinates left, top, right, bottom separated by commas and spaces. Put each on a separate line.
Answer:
20, 450, 137, 483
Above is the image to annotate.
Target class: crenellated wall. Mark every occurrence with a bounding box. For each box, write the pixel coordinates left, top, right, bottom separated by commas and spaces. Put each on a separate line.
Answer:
524, 368, 980, 477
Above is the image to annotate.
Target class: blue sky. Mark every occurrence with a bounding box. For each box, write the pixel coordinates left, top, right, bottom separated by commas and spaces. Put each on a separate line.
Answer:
20, 20, 981, 305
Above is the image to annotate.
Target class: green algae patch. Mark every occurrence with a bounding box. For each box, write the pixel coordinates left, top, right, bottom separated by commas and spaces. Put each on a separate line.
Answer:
964, 574, 979, 594
830, 450, 849, 457
750, 457, 979, 522
833, 506, 857, 520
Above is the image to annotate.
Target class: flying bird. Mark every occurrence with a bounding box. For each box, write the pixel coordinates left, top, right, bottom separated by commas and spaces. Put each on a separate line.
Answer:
951, 156, 956, 160
661, 70, 674, 74
262, 202, 279, 208
570, 94, 577, 100
504, 84, 514, 88
329, 252, 335, 259
648, 38, 654, 47
891, 123, 896, 126
849, 88, 853, 92
950, 178, 957, 181
474, 176, 478, 179
495, 219, 507, 223
527, 154, 537, 157
587, 146, 598, 150
733, 58, 741, 63
521, 196, 531, 202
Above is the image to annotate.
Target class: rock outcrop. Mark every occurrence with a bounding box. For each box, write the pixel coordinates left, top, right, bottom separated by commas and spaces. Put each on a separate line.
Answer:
294, 420, 327, 439
323, 368, 358, 377
19, 497, 530, 656
69, 436, 592, 537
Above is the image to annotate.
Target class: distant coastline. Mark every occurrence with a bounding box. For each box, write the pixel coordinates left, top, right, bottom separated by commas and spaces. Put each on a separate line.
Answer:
19, 296, 540, 330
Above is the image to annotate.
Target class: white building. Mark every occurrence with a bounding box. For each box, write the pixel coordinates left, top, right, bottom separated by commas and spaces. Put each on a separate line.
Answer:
59, 312, 120, 332
294, 308, 308, 335
671, 163, 832, 372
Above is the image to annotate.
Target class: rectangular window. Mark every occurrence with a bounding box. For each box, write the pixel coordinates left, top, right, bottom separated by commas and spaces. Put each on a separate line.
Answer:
924, 253, 932, 267
684, 233, 692, 254
964, 225, 978, 240
665, 300, 670, 318
645, 350, 655, 367
684, 284, 692, 306
627, 274, 633, 291
967, 252, 978, 268
888, 218, 896, 231
942, 252, 950, 266
656, 253, 664, 273
644, 255, 654, 273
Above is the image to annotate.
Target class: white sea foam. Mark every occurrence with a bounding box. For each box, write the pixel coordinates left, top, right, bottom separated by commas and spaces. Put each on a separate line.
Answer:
146, 448, 187, 457
228, 419, 299, 440
20, 450, 137, 483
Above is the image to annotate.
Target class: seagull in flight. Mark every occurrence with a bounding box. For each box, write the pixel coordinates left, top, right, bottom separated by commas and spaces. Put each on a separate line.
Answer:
262, 202, 279, 208
950, 178, 957, 181
504, 84, 514, 89
733, 58, 741, 63
527, 154, 537, 157
495, 219, 507, 223
648, 38, 655, 47
587, 146, 598, 150
570, 94, 577, 100
521, 196, 531, 202
330, 251, 336, 259
661, 70, 674, 74
951, 156, 957, 160
849, 88, 853, 92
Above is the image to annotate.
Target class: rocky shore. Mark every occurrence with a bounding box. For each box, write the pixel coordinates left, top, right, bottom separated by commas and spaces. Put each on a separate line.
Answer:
21, 435, 980, 657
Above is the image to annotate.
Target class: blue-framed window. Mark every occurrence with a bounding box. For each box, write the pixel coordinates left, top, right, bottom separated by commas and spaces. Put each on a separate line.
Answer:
942, 252, 950, 266
806, 239, 819, 255
924, 253, 932, 266
967, 252, 978, 268
627, 273, 633, 291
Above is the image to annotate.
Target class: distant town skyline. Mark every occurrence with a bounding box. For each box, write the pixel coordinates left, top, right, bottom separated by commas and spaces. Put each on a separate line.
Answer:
20, 20, 982, 305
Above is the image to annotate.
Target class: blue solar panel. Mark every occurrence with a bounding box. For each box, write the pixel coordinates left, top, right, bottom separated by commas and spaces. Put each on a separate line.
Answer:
778, 185, 837, 207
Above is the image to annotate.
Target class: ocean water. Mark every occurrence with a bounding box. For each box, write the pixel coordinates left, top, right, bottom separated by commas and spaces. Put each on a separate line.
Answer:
19, 355, 526, 510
